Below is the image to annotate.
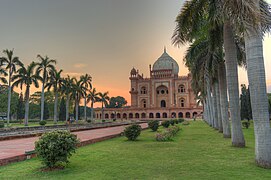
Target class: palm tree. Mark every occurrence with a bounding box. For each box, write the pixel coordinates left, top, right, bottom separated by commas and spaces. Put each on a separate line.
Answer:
87, 88, 100, 121
71, 78, 86, 122
45, 69, 63, 124
0, 62, 7, 86
61, 76, 74, 121
80, 74, 92, 121
36, 55, 56, 121
12, 62, 41, 126
0, 49, 23, 125
98, 92, 110, 120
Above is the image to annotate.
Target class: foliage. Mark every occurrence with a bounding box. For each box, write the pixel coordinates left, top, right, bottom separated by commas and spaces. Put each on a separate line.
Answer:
242, 120, 250, 129
161, 120, 170, 128
106, 96, 127, 108
178, 118, 185, 123
35, 130, 79, 168
148, 120, 159, 131
156, 125, 180, 141
86, 119, 92, 123
59, 97, 66, 121
43, 101, 50, 120
174, 119, 179, 124
17, 93, 24, 120
0, 86, 19, 117
240, 84, 252, 120
124, 124, 142, 141
39, 120, 47, 126
182, 120, 190, 125
170, 119, 175, 126
0, 121, 4, 128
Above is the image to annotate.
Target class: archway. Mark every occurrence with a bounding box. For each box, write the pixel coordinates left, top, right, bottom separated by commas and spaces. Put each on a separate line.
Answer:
171, 112, 176, 118
129, 113, 133, 119
135, 113, 139, 118
178, 112, 183, 118
186, 112, 191, 118
156, 113, 160, 118
123, 113, 127, 119
149, 113, 154, 118
141, 113, 146, 119
192, 112, 198, 117
161, 100, 166, 108
162, 112, 167, 118
110, 113, 115, 119
117, 113, 121, 119
105, 113, 109, 119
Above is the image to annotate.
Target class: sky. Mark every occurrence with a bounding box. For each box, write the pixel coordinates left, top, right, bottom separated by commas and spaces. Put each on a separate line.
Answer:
0, 0, 270, 106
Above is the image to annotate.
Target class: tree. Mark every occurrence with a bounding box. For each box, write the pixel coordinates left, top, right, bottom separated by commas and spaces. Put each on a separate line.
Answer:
0, 86, 19, 119
12, 62, 41, 126
43, 101, 49, 120
98, 92, 110, 120
0, 61, 7, 86
61, 76, 74, 121
46, 69, 63, 123
80, 74, 92, 121
36, 55, 56, 121
59, 97, 66, 121
71, 78, 86, 122
16, 93, 24, 122
106, 96, 127, 108
0, 49, 23, 125
240, 84, 253, 121
87, 88, 100, 121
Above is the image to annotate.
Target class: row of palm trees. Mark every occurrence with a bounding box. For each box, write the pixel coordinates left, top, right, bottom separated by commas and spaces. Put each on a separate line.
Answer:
0, 49, 110, 126
172, 0, 271, 168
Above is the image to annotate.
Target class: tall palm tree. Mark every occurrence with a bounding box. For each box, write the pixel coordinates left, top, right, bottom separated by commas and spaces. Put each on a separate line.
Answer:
98, 92, 110, 120
45, 69, 63, 124
80, 74, 92, 121
36, 55, 56, 121
0, 49, 23, 125
61, 76, 74, 121
87, 88, 100, 121
12, 62, 41, 126
71, 78, 86, 122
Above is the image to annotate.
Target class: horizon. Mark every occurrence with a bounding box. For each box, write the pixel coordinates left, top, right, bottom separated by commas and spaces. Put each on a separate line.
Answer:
0, 0, 271, 108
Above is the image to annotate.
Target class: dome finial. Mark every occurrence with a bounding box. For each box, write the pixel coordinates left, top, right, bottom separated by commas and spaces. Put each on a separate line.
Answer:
164, 46, 166, 53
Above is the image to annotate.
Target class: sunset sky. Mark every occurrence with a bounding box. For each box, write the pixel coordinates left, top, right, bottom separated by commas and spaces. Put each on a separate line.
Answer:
0, 0, 270, 107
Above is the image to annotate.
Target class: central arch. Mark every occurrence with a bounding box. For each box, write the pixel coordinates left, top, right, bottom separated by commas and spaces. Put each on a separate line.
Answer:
161, 100, 166, 108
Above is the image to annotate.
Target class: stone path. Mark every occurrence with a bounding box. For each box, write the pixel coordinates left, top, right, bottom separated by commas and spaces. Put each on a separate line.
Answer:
0, 123, 148, 166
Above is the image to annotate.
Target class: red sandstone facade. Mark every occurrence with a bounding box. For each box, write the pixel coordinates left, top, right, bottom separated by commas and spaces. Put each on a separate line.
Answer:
95, 49, 203, 120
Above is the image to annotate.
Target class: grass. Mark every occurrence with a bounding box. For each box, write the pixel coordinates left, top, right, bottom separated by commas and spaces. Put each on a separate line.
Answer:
0, 121, 271, 179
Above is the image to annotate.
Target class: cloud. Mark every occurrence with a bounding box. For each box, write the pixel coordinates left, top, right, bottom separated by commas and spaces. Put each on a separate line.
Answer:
74, 63, 87, 68
62, 72, 82, 78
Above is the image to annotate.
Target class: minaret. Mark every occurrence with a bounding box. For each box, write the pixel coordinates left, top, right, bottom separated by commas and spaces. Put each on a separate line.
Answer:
164, 46, 166, 53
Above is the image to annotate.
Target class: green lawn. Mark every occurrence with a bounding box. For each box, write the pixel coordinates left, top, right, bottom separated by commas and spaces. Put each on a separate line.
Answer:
0, 121, 270, 180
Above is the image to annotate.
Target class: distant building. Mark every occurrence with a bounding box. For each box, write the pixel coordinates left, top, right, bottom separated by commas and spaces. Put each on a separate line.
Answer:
95, 48, 203, 120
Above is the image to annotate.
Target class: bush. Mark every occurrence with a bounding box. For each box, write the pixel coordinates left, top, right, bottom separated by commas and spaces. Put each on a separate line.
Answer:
178, 118, 184, 123
182, 120, 190, 125
170, 119, 175, 126
156, 126, 181, 141
124, 124, 142, 141
242, 121, 250, 129
174, 119, 179, 124
35, 130, 79, 168
39, 120, 47, 126
0, 121, 4, 128
148, 120, 159, 131
161, 120, 170, 128
102, 120, 106, 122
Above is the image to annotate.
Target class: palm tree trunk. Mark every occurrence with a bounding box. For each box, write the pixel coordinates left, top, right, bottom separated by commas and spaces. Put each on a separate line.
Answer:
40, 82, 45, 121
24, 86, 30, 126
206, 75, 214, 127
215, 81, 223, 133
102, 102, 104, 120
66, 94, 70, 121
224, 21, 245, 147
84, 97, 87, 121
7, 70, 12, 126
91, 101, 94, 121
54, 91, 58, 124
75, 100, 79, 122
245, 25, 271, 167
218, 63, 231, 138
212, 84, 219, 130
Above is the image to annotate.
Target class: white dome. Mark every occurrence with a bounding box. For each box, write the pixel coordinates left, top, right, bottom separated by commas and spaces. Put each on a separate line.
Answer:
152, 49, 179, 75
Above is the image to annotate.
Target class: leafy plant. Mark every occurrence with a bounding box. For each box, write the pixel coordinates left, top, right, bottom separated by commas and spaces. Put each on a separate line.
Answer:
170, 119, 175, 126
242, 120, 250, 129
156, 126, 181, 141
35, 130, 79, 168
174, 119, 179, 124
148, 120, 159, 131
39, 120, 47, 126
182, 120, 190, 125
0, 121, 4, 128
178, 118, 184, 123
161, 120, 170, 128
124, 124, 142, 141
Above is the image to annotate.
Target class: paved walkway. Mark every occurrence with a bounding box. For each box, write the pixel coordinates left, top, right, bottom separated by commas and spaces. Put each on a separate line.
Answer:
0, 123, 148, 164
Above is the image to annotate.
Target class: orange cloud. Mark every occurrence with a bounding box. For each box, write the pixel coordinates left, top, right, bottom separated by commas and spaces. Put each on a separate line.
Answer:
74, 63, 87, 68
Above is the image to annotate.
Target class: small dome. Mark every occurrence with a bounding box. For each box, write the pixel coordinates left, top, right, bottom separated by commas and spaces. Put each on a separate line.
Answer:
130, 67, 136, 75
152, 48, 179, 75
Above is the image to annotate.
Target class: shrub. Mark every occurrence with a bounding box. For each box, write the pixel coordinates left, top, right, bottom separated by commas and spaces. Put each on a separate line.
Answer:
35, 130, 79, 168
174, 119, 179, 124
124, 124, 142, 141
167, 125, 180, 136
86, 119, 92, 123
156, 126, 181, 142
170, 119, 175, 126
148, 120, 159, 131
178, 118, 184, 123
39, 120, 47, 126
102, 120, 106, 122
242, 121, 250, 129
0, 121, 4, 128
182, 120, 190, 125
161, 120, 170, 128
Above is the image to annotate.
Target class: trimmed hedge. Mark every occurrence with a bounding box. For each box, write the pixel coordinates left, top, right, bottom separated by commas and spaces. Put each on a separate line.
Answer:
161, 120, 170, 128
148, 120, 159, 131
124, 124, 142, 141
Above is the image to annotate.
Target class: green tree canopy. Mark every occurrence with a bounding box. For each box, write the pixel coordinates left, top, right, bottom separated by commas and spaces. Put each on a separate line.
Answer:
106, 96, 127, 108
